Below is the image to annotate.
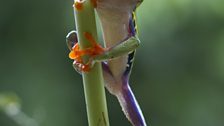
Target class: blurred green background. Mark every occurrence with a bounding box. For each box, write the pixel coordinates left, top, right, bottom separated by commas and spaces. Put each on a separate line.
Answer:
1, 0, 224, 126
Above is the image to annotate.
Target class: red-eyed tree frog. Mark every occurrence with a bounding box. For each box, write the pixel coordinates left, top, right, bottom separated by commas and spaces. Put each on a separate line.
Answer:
66, 0, 146, 126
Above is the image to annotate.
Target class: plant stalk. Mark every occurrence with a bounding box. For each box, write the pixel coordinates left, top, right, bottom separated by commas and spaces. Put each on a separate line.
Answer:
73, 0, 110, 126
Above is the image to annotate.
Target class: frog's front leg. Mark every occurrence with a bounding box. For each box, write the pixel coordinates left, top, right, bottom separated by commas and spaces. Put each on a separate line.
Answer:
66, 31, 140, 72
94, 36, 140, 62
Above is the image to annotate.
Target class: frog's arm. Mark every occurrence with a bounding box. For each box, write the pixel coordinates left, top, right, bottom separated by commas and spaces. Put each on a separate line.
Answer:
94, 36, 140, 62
66, 31, 140, 71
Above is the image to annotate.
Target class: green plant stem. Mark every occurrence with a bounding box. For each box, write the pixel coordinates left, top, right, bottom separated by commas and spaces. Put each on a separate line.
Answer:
73, 0, 110, 126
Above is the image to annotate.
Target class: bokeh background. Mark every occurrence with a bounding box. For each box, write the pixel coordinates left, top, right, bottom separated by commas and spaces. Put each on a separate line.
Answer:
1, 0, 224, 126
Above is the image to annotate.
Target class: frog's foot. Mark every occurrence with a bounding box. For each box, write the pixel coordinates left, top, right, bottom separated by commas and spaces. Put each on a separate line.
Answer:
69, 32, 105, 72
73, 58, 92, 73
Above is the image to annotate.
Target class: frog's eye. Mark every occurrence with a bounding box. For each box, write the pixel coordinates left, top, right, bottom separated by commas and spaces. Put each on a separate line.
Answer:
66, 30, 78, 50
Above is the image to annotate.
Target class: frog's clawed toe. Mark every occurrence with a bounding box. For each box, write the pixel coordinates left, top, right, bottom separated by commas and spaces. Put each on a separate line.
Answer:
73, 60, 92, 73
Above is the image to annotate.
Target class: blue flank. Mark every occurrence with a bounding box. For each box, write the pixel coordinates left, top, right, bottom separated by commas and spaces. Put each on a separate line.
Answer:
121, 12, 146, 126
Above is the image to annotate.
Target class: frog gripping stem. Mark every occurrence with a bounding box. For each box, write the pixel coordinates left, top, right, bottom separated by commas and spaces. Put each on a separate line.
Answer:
67, 0, 147, 125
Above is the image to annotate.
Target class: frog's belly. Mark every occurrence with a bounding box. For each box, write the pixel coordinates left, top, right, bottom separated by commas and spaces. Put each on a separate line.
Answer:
107, 55, 128, 80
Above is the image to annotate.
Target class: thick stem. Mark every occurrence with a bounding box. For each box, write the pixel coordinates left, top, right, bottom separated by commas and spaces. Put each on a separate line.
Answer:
73, 0, 110, 126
